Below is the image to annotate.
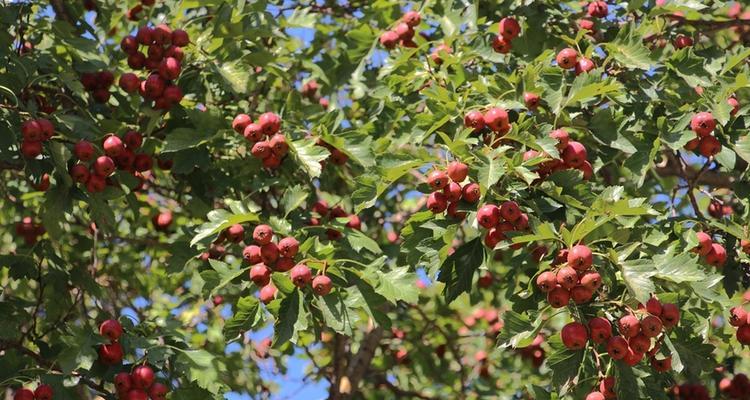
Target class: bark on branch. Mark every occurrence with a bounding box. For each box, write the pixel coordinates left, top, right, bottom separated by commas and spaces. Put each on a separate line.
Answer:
654, 150, 735, 188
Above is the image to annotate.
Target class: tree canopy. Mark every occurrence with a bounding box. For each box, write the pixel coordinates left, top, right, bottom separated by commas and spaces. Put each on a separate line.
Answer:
2, 0, 750, 399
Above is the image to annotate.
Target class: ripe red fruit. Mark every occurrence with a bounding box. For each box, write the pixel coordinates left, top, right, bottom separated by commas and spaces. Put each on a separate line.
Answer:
549, 129, 569, 150
122, 131, 143, 149
579, 18, 595, 32
556, 267, 579, 290
562, 141, 587, 168
99, 319, 123, 341
92, 88, 111, 103
586, 392, 605, 400
484, 108, 510, 133
225, 224, 244, 243
259, 284, 277, 304
705, 243, 727, 267
119, 73, 140, 93
447, 161, 468, 182
427, 170, 449, 190
651, 356, 672, 372
121, 35, 138, 54
605, 336, 628, 360
346, 215, 362, 230
242, 123, 263, 142
312, 275, 333, 295
694, 231, 713, 256
250, 141, 271, 159
575, 57, 596, 75
132, 365, 155, 389
260, 242, 279, 264
253, 225, 273, 245
690, 112, 716, 136
102, 135, 124, 157
464, 110, 486, 132
567, 244, 593, 270
484, 227, 505, 248
143, 74, 166, 99
728, 97, 740, 116
430, 43, 452, 64
618, 315, 641, 338
556, 48, 578, 69
136, 26, 153, 45
172, 29, 190, 47
661, 303, 680, 328
427, 191, 448, 213
148, 383, 169, 400
126, 389, 148, 400
402, 10, 421, 27
587, 1, 608, 18
536, 271, 557, 292
269, 134, 288, 157
152, 211, 173, 231
291, 264, 312, 287
477, 204, 500, 228
588, 317, 612, 344
127, 52, 146, 69
74, 140, 95, 161
547, 286, 570, 308
462, 182, 480, 203
249, 263, 271, 287
34, 384, 53, 400
379, 30, 399, 49
242, 245, 262, 264
153, 24, 172, 45
98, 71, 115, 87
600, 376, 615, 398
98, 342, 123, 365
275, 257, 295, 272
629, 334, 651, 353
524, 92, 540, 110
737, 325, 750, 344
698, 135, 721, 156
133, 154, 152, 172
640, 315, 663, 338
70, 164, 91, 183
93, 155, 115, 177
393, 22, 414, 41
443, 182, 462, 202
21, 120, 43, 141
115, 372, 132, 393
13, 389, 34, 400
258, 112, 281, 136
86, 175, 106, 193
499, 201, 521, 222
232, 114, 252, 133
674, 34, 693, 49
571, 285, 594, 304
498, 17, 521, 40
492, 35, 512, 54
159, 57, 181, 80
277, 237, 299, 258
623, 347, 644, 366
729, 306, 748, 327
646, 297, 663, 316
20, 140, 42, 158
579, 271, 601, 290
561, 321, 588, 350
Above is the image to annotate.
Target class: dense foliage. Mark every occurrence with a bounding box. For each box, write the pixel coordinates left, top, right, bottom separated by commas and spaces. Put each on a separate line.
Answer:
3, 0, 750, 399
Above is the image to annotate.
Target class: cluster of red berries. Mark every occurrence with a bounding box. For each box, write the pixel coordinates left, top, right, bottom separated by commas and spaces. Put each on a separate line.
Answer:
98, 319, 125, 365
729, 301, 750, 344
670, 383, 709, 400
555, 48, 596, 75
491, 17, 521, 54
126, 0, 158, 22
20, 118, 54, 159
71, 132, 154, 193
379, 11, 420, 49
113, 365, 169, 400
80, 70, 115, 103
535, 245, 601, 307
231, 112, 287, 169
243, 224, 331, 300
477, 200, 531, 249
308, 199, 362, 240
526, 128, 593, 180
423, 161, 479, 217
463, 106, 513, 146
13, 384, 53, 400
693, 231, 727, 267
684, 112, 722, 157
118, 24, 189, 110
15, 216, 45, 246
516, 334, 545, 367
300, 80, 329, 108
315, 138, 348, 166
561, 296, 679, 370
719, 373, 750, 399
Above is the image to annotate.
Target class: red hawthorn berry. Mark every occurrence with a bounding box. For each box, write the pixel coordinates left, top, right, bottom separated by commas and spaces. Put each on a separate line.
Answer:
606, 336, 628, 360
498, 17, 521, 40
556, 48, 578, 69
561, 321, 588, 350
588, 317, 612, 344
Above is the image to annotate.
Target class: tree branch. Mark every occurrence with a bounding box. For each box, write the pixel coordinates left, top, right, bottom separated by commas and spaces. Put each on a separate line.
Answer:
653, 150, 734, 188
339, 323, 383, 398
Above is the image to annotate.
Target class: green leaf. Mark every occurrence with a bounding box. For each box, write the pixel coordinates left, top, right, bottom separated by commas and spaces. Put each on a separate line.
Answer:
618, 259, 656, 303
215, 60, 249, 94
547, 347, 584, 389
273, 288, 307, 347
290, 138, 329, 178
280, 185, 309, 218
345, 229, 382, 254
317, 294, 357, 336
734, 134, 750, 164
652, 251, 705, 283
605, 23, 655, 70
223, 296, 262, 340
614, 361, 639, 400
497, 310, 539, 348
373, 265, 419, 304
475, 150, 506, 190
191, 209, 259, 246
437, 237, 485, 303
162, 128, 208, 153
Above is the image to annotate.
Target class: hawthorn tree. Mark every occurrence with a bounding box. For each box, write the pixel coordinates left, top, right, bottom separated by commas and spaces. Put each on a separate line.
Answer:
4, 0, 750, 399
